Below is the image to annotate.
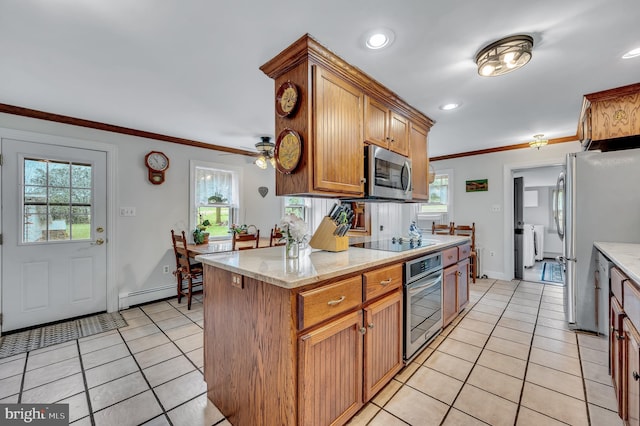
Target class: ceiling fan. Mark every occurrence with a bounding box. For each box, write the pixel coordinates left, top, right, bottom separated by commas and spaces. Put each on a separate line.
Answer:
254, 136, 276, 169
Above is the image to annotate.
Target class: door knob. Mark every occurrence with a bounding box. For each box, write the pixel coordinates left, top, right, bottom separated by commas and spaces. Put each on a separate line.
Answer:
93, 238, 105, 245
96, 227, 104, 233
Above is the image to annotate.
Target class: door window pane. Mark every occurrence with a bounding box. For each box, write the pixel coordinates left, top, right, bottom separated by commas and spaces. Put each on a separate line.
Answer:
22, 158, 93, 243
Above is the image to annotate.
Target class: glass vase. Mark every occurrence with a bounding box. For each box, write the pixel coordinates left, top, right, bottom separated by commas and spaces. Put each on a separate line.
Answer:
286, 240, 299, 259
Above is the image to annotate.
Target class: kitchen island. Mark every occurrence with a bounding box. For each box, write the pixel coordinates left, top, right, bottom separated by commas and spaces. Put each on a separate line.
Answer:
196, 235, 469, 426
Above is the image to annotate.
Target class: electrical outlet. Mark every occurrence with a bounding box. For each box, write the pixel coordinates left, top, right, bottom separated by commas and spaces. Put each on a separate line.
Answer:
490, 251, 495, 257
120, 207, 136, 217
380, 225, 384, 231
162, 265, 170, 274
490, 205, 501, 212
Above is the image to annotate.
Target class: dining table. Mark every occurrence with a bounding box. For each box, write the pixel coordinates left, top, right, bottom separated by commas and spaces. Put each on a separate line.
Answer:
186, 238, 271, 258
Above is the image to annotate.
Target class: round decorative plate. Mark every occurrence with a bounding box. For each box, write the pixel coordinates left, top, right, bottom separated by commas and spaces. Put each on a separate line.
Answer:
274, 129, 302, 174
275, 81, 299, 117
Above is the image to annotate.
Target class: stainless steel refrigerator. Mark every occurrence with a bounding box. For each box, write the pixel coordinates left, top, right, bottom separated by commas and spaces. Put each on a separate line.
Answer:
556, 149, 640, 334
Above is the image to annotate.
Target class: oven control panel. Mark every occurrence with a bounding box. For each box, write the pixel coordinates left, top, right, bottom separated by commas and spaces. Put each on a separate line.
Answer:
406, 252, 443, 283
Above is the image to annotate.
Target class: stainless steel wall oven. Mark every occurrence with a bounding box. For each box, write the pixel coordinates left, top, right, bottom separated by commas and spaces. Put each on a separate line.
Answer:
404, 252, 443, 361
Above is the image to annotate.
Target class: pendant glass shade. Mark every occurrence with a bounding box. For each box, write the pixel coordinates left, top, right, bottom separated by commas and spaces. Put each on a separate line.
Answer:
529, 134, 548, 150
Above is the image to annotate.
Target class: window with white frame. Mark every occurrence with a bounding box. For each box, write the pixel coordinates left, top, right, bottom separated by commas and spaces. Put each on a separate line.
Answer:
190, 161, 240, 240
418, 169, 453, 229
284, 196, 308, 221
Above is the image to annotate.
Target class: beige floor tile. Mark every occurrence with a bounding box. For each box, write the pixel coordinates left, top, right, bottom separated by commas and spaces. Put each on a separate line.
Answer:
0, 374, 23, 399
134, 342, 182, 370
143, 355, 195, 388
93, 390, 162, 426
85, 356, 140, 389
467, 365, 523, 403
509, 297, 540, 308
21, 373, 85, 403
406, 365, 464, 405
141, 415, 170, 426
424, 351, 474, 381
89, 371, 149, 411
384, 385, 449, 425
585, 379, 618, 411
27, 344, 78, 370
540, 301, 564, 312
581, 359, 611, 385
437, 338, 483, 362
368, 409, 408, 426
412, 346, 434, 365
372, 379, 402, 407
457, 317, 495, 335
0, 358, 26, 380
79, 332, 124, 354
588, 404, 624, 426
82, 343, 130, 369
59, 391, 90, 423
155, 315, 193, 332
536, 316, 570, 331
501, 309, 537, 324
141, 301, 174, 314
28, 339, 76, 356
477, 298, 508, 310
538, 308, 565, 321
147, 308, 182, 323
533, 325, 576, 344
497, 317, 535, 334
185, 347, 204, 369
345, 403, 380, 426
485, 336, 530, 360
453, 384, 517, 426
577, 333, 608, 352
525, 363, 585, 400
120, 323, 161, 341
173, 332, 203, 353
520, 382, 588, 424
154, 370, 206, 411
120, 307, 145, 319
127, 332, 171, 354
505, 304, 538, 316
394, 361, 420, 383
472, 303, 505, 316
442, 408, 488, 425
166, 393, 224, 426
184, 310, 204, 322
427, 334, 446, 350
532, 335, 578, 358
477, 349, 527, 379
529, 347, 582, 376
515, 407, 566, 426
23, 356, 82, 390
491, 325, 532, 345
580, 345, 608, 366
483, 291, 511, 301
446, 327, 489, 349
541, 295, 563, 305
464, 310, 500, 325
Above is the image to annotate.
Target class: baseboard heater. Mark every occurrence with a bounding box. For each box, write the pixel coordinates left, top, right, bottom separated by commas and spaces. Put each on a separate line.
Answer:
119, 284, 175, 310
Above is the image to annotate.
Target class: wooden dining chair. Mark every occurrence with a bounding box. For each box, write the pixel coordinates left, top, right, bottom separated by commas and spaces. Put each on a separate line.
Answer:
452, 223, 477, 283
232, 229, 261, 250
269, 225, 285, 247
432, 221, 453, 235
171, 230, 203, 309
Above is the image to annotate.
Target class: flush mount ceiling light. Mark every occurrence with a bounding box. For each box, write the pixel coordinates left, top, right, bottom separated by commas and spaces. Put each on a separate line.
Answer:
365, 29, 395, 50
439, 103, 460, 111
254, 136, 275, 169
476, 35, 534, 77
622, 47, 640, 59
529, 134, 548, 150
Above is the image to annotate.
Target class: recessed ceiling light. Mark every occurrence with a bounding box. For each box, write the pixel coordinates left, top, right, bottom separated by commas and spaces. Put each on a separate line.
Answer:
622, 47, 640, 59
439, 103, 460, 111
364, 29, 395, 50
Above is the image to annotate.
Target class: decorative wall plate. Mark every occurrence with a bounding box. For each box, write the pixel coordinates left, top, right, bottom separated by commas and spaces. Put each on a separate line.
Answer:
275, 81, 299, 117
274, 129, 302, 174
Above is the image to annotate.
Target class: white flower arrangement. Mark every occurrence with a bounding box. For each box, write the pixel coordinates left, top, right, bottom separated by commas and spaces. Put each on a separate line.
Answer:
280, 214, 309, 244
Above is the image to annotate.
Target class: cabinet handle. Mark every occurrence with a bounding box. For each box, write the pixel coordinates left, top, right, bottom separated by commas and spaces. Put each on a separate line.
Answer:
360, 177, 366, 184
359, 327, 367, 335
390, 138, 395, 143
634, 371, 639, 381
368, 323, 374, 329
611, 326, 615, 333
616, 333, 625, 340
457, 271, 462, 277
327, 296, 346, 306
380, 278, 392, 286
385, 137, 390, 141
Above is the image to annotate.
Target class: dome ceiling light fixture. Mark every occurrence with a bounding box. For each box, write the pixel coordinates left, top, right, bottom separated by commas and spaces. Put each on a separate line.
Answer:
254, 136, 275, 169
475, 35, 534, 77
529, 134, 548, 150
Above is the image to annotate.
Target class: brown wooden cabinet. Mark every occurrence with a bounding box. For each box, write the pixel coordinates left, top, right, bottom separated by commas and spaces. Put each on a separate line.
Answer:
410, 122, 429, 201
261, 34, 433, 198
624, 317, 640, 426
611, 296, 625, 418
442, 264, 458, 327
457, 258, 470, 311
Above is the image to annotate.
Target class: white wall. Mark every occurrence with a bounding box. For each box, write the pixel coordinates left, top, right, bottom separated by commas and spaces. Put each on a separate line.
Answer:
0, 113, 282, 308
432, 142, 581, 280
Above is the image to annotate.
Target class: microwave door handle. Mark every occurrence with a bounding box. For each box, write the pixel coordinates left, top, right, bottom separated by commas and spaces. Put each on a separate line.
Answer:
404, 160, 412, 193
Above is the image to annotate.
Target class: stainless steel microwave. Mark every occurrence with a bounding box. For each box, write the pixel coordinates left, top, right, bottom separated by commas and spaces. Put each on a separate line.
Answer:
365, 145, 412, 201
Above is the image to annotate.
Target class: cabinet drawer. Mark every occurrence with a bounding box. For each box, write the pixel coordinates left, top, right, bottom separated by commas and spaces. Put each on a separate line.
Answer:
458, 244, 471, 260
624, 278, 640, 332
298, 276, 362, 330
364, 264, 403, 301
442, 247, 458, 268
611, 267, 626, 306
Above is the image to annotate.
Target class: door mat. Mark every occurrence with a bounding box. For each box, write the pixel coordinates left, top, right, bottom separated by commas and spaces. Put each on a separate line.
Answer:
541, 262, 564, 284
0, 312, 127, 359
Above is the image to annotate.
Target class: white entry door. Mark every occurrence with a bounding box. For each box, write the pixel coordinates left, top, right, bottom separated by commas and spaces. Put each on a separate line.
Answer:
2, 138, 107, 332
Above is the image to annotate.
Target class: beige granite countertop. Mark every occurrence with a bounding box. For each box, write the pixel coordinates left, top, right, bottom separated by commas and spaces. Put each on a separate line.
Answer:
196, 235, 469, 289
594, 242, 640, 283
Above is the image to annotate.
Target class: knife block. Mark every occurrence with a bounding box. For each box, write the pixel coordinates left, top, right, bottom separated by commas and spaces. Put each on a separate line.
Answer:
309, 217, 349, 252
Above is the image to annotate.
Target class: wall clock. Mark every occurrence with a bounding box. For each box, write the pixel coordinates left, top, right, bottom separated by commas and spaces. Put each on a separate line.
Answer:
275, 81, 299, 117
144, 151, 169, 184
274, 129, 302, 174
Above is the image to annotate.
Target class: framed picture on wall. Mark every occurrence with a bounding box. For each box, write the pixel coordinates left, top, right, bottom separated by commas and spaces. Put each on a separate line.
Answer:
466, 179, 488, 192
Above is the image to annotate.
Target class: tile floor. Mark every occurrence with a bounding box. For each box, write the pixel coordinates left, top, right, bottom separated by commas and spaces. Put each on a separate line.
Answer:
0, 278, 623, 426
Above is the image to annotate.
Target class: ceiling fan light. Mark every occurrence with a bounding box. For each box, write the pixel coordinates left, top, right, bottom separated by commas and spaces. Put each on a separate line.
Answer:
476, 35, 533, 77
255, 156, 267, 169
529, 134, 548, 150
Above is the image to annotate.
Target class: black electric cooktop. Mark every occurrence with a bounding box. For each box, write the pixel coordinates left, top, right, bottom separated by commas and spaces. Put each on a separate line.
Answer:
351, 237, 438, 252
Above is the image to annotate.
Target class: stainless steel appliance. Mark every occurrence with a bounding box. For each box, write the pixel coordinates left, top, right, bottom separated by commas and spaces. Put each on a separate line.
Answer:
365, 145, 412, 201
404, 252, 443, 361
556, 149, 640, 334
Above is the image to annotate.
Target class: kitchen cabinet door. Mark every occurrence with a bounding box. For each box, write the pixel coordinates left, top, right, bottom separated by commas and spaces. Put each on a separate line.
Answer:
442, 265, 458, 327
389, 111, 409, 156
624, 318, 640, 426
611, 296, 626, 418
410, 122, 429, 201
363, 290, 403, 401
457, 258, 470, 312
313, 66, 365, 195
364, 96, 389, 148
298, 309, 363, 426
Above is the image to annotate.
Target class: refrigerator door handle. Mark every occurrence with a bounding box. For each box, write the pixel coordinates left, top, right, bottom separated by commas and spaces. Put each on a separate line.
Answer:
555, 172, 565, 240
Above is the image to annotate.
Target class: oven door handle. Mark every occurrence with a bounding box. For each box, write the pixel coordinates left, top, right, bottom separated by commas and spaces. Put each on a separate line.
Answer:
407, 272, 442, 295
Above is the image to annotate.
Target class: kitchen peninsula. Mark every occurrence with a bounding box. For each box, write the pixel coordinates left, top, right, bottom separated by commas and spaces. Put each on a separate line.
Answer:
196, 235, 470, 426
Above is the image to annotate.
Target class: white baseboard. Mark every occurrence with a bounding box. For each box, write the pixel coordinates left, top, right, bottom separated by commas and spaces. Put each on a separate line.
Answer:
119, 284, 175, 310
482, 270, 508, 281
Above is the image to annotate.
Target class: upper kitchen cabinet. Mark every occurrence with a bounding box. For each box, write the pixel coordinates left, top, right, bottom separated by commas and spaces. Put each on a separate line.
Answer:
409, 122, 429, 201
579, 82, 640, 151
261, 34, 434, 198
